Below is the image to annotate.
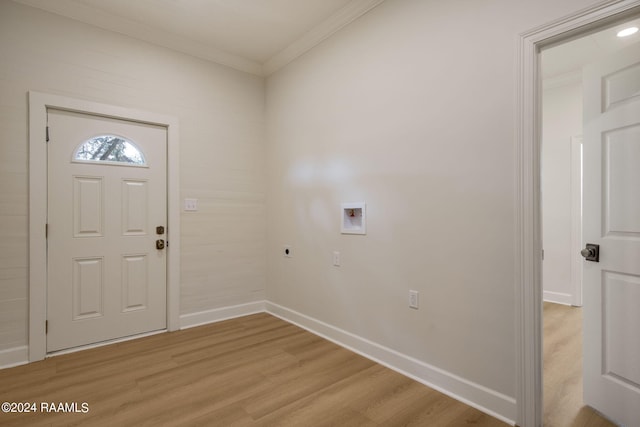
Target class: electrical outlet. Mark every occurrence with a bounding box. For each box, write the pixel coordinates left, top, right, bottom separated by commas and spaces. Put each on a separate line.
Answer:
283, 245, 292, 257
409, 290, 419, 309
333, 251, 340, 266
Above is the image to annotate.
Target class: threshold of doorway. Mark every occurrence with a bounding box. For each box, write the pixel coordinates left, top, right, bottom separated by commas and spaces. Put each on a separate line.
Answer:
46, 328, 167, 358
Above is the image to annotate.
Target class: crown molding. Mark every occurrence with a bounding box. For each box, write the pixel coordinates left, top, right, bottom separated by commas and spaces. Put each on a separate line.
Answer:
12, 0, 264, 76
263, 0, 386, 75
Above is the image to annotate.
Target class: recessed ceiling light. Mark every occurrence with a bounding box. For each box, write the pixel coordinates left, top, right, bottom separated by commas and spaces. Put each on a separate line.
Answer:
617, 27, 639, 37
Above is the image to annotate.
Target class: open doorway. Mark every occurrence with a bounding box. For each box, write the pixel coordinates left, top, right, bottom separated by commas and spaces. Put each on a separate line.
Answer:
540, 17, 640, 426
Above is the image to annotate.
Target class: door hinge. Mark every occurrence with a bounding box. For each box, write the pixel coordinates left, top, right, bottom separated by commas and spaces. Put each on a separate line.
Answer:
45, 320, 48, 334
46, 126, 50, 142
542, 249, 545, 261
45, 223, 48, 238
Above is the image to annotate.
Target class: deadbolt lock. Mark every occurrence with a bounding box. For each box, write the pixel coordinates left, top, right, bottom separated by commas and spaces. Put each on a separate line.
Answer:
156, 239, 165, 250
156, 226, 165, 235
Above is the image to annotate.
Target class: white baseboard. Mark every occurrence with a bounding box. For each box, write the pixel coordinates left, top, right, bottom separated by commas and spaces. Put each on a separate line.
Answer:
179, 301, 266, 329
265, 301, 517, 426
0, 346, 28, 369
543, 291, 573, 306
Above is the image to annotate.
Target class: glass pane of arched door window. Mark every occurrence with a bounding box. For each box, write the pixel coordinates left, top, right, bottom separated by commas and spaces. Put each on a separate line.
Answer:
74, 135, 146, 166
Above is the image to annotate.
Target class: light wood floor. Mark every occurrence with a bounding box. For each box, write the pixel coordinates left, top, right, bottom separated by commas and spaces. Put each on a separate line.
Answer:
0, 313, 508, 426
543, 302, 616, 427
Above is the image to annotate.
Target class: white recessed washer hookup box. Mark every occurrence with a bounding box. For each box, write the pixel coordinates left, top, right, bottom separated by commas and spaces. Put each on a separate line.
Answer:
341, 202, 366, 235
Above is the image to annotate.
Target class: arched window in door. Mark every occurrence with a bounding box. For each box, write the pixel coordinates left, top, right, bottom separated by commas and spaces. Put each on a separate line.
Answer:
74, 135, 146, 166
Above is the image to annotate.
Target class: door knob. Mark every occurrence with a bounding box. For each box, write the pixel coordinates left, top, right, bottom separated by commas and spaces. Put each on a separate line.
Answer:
580, 248, 594, 257
581, 243, 599, 262
156, 239, 165, 250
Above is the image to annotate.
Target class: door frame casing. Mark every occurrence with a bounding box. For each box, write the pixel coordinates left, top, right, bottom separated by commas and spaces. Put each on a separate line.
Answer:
570, 135, 583, 307
516, 1, 640, 426
28, 91, 181, 361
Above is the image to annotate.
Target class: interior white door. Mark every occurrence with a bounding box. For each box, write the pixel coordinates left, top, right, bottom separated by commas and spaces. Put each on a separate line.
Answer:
47, 109, 167, 352
582, 42, 640, 426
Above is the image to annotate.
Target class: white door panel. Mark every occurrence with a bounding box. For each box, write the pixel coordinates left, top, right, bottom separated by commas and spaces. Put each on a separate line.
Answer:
604, 125, 640, 236
582, 42, 640, 426
47, 109, 167, 352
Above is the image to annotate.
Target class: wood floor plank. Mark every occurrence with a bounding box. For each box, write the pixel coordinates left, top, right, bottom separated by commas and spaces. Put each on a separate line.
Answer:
0, 313, 509, 426
189, 404, 256, 427
543, 302, 616, 427
244, 348, 376, 419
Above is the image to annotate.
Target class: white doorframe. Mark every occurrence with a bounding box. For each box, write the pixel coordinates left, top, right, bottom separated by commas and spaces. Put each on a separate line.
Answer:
28, 91, 181, 362
570, 135, 583, 307
515, 1, 640, 426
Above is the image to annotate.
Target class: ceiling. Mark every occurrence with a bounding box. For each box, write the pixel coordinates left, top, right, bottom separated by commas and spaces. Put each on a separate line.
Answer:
13, 0, 639, 80
12, 0, 385, 76
542, 16, 640, 82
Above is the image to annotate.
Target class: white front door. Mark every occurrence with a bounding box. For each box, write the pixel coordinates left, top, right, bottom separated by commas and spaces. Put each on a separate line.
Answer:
46, 109, 167, 352
582, 42, 640, 426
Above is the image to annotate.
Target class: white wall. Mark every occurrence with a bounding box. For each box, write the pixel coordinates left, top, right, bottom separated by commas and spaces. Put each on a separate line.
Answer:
0, 1, 266, 353
266, 0, 598, 419
542, 80, 583, 305
0, 0, 606, 422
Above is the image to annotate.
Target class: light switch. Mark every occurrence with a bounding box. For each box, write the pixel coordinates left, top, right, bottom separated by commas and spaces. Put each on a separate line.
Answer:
184, 198, 198, 211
